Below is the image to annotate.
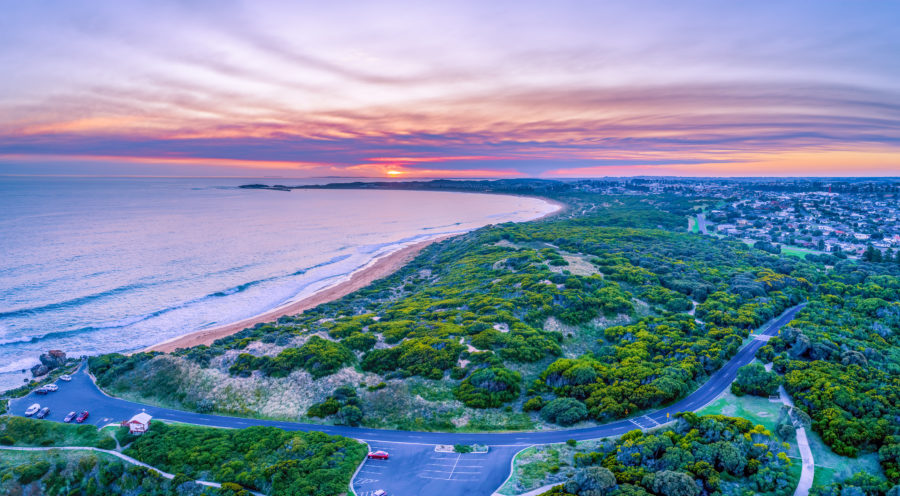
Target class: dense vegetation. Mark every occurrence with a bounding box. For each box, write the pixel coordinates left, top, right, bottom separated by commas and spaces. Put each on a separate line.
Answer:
760, 263, 900, 480
124, 422, 366, 496
536, 414, 796, 496
90, 195, 812, 430
0, 416, 112, 449
0, 451, 216, 496
83, 190, 900, 489
730, 363, 782, 397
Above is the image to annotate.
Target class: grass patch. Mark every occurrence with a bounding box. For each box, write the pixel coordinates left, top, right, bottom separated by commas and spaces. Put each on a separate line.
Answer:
780, 246, 821, 259
697, 390, 784, 433
0, 416, 108, 448
806, 428, 883, 488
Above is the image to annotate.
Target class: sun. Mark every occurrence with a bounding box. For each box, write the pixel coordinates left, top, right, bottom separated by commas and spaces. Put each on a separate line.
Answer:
386, 170, 404, 176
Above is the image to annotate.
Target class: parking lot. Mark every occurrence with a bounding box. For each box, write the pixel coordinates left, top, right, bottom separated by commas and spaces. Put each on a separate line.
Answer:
352, 442, 522, 496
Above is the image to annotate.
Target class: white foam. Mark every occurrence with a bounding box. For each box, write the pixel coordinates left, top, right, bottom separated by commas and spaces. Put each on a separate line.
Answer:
0, 356, 39, 374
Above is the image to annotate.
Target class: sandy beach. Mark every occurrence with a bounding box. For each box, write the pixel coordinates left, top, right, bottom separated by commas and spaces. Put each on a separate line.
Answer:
144, 236, 448, 353
144, 198, 563, 353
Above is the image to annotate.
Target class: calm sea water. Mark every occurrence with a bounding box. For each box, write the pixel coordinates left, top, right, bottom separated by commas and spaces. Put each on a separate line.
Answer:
0, 177, 555, 391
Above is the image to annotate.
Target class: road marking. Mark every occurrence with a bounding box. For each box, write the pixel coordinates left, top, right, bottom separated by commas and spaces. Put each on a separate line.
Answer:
642, 415, 660, 426
447, 454, 461, 480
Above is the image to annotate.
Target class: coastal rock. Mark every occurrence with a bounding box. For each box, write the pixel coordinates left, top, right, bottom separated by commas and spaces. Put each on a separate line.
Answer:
39, 349, 67, 370
31, 364, 50, 377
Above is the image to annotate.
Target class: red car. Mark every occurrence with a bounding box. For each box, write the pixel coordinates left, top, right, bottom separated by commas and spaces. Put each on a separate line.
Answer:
75, 410, 89, 423
367, 451, 389, 460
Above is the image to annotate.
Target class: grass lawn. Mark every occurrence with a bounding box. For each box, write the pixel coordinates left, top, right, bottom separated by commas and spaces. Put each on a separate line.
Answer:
780, 246, 825, 259
690, 216, 699, 234
697, 390, 784, 433
806, 428, 883, 488
697, 385, 885, 490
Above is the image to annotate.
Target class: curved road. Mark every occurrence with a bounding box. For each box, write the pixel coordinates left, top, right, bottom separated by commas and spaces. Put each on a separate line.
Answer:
9, 304, 803, 445
7, 304, 804, 496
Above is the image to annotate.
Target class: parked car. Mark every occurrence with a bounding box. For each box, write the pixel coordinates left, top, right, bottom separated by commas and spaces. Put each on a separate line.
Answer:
373, 490, 387, 496
76, 410, 89, 423
367, 451, 390, 460
36, 407, 50, 419
59, 375, 72, 381
64, 411, 77, 423
25, 403, 40, 416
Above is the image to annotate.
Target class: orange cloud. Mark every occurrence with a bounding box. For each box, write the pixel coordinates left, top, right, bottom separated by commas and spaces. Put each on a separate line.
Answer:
544, 149, 900, 177
0, 153, 328, 171
347, 162, 523, 178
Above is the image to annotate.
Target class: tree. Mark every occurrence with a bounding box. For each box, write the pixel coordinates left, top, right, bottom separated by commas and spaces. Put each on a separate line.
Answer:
564, 466, 617, 496
336, 405, 363, 426
453, 367, 521, 408
541, 398, 588, 426
649, 470, 700, 496
731, 363, 782, 397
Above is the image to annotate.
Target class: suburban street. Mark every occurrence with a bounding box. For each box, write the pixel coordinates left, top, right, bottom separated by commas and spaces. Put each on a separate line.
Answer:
8, 304, 805, 496
697, 212, 710, 234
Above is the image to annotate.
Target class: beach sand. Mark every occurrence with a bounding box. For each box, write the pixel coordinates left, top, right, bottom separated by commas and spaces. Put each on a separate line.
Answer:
144, 235, 448, 353
144, 198, 564, 354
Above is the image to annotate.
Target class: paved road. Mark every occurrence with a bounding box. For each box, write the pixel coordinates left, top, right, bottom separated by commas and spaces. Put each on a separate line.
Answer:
8, 304, 804, 496
697, 213, 709, 234
9, 303, 803, 445
353, 443, 522, 496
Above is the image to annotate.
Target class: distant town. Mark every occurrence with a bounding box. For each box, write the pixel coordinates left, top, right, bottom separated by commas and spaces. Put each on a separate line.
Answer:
569, 178, 900, 261
287, 176, 900, 262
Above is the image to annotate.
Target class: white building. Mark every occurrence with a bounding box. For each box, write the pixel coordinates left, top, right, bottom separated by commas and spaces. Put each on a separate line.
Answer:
124, 412, 152, 435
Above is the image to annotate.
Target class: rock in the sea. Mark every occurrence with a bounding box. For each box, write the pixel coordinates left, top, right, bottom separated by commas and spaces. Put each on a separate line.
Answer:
31, 364, 50, 377
39, 350, 67, 369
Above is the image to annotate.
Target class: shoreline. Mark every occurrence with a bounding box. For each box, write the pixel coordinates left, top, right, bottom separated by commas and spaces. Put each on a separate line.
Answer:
145, 198, 563, 353
144, 235, 448, 353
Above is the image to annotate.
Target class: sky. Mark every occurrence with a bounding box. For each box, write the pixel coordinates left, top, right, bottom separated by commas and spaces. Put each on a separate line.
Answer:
1, 1, 899, 178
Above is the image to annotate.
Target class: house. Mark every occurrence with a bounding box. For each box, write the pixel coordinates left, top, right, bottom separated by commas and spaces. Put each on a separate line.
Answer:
124, 413, 152, 435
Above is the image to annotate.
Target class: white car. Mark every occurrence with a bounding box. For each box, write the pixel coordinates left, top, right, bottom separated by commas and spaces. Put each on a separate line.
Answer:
59, 375, 72, 382
25, 403, 40, 416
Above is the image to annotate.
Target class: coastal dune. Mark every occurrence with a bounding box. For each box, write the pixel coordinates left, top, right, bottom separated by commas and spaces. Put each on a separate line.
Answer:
144, 235, 448, 353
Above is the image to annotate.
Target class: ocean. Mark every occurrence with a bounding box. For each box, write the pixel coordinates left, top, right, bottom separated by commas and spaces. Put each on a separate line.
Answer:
0, 177, 556, 391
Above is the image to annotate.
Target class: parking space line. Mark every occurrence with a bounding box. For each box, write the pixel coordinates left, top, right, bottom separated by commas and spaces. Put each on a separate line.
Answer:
446, 454, 461, 480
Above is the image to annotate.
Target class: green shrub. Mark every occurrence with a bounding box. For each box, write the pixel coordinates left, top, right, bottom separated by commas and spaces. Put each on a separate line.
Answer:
523, 396, 544, 412
541, 398, 588, 426
124, 423, 366, 496
95, 436, 117, 450
731, 363, 782, 397
15, 460, 51, 484
454, 367, 522, 408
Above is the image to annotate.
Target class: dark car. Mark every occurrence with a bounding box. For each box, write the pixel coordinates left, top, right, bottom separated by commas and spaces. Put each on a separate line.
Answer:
76, 410, 89, 423
64, 411, 77, 423
36, 407, 50, 419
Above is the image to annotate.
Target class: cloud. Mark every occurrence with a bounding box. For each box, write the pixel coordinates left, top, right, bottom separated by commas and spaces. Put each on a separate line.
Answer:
2, 1, 900, 176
